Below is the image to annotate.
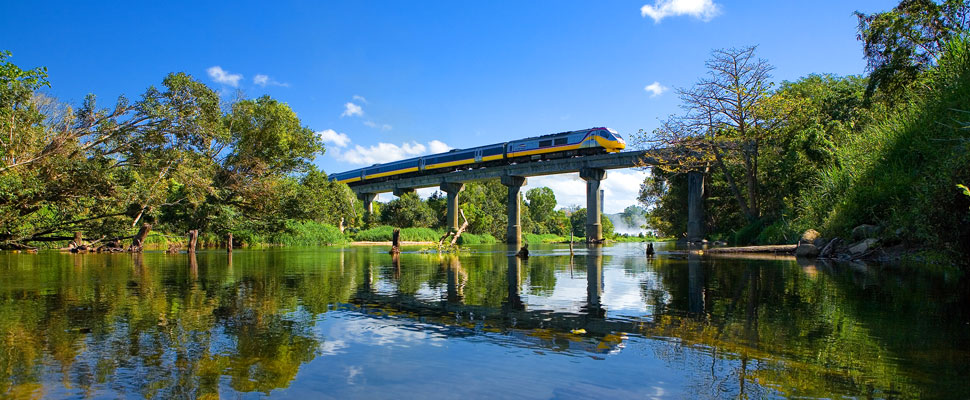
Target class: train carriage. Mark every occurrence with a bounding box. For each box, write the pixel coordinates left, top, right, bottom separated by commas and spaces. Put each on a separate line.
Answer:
330, 127, 624, 185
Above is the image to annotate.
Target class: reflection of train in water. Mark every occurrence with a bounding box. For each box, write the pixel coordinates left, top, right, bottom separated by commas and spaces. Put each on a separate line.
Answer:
331, 127, 626, 184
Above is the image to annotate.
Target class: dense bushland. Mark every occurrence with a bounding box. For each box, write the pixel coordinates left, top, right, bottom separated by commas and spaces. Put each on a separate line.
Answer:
635, 1, 970, 259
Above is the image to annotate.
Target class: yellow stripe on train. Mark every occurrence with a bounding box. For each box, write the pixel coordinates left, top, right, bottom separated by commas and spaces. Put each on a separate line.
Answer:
510, 144, 582, 157
425, 158, 476, 170
364, 167, 420, 180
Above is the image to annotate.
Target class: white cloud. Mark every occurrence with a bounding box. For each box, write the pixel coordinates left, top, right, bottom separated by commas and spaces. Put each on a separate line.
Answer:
640, 0, 721, 23
253, 74, 289, 87
318, 129, 351, 147
206, 66, 242, 87
338, 141, 426, 165
334, 139, 454, 165
341, 102, 364, 117
363, 121, 393, 131
644, 81, 668, 97
428, 140, 452, 154
352, 95, 368, 104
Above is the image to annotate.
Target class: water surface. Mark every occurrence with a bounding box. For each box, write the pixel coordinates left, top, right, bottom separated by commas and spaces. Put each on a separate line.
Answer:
0, 243, 967, 399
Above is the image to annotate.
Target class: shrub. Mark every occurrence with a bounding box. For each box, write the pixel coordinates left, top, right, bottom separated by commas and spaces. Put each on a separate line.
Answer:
265, 220, 347, 246
353, 225, 443, 242
457, 232, 497, 245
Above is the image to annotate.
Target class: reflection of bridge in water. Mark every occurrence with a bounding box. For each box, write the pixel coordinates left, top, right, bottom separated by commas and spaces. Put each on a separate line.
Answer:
341, 248, 707, 355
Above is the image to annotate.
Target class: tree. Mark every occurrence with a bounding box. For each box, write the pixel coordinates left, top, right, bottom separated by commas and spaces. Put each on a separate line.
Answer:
285, 167, 360, 228
856, 0, 970, 101
526, 187, 556, 233
0, 61, 228, 245
641, 45, 784, 221
380, 192, 436, 228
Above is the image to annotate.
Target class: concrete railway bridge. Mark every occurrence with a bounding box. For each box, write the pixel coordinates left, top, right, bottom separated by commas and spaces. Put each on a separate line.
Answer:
347, 150, 705, 243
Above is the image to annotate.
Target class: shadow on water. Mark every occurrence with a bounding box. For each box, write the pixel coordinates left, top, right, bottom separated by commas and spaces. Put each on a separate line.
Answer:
0, 242, 966, 398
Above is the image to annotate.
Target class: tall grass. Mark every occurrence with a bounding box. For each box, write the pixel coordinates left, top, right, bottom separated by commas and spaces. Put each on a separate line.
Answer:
798, 37, 970, 254
354, 226, 443, 242
264, 220, 347, 246
456, 233, 497, 245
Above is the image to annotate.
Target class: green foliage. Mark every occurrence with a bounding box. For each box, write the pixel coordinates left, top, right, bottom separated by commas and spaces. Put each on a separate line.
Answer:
380, 192, 437, 228
855, 0, 970, 102
526, 187, 557, 234
354, 226, 443, 242
456, 232, 497, 245
0, 51, 343, 248
524, 233, 578, 243
264, 220, 347, 246
798, 36, 970, 254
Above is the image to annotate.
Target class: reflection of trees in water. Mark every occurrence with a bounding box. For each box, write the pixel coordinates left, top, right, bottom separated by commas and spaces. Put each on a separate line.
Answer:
1, 248, 967, 398
0, 250, 359, 398
643, 255, 970, 398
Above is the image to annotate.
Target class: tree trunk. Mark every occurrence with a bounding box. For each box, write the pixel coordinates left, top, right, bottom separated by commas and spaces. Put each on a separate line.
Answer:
450, 209, 469, 245
130, 223, 152, 252
227, 233, 233, 253
743, 141, 760, 218
187, 230, 198, 253
712, 146, 753, 220
73, 232, 83, 248
390, 228, 401, 254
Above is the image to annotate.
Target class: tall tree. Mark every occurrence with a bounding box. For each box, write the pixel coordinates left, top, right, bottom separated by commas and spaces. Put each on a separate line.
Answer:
642, 46, 783, 221
856, 0, 970, 101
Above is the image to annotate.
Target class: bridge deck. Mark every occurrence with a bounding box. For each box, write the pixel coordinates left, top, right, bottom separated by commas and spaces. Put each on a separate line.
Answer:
347, 150, 655, 194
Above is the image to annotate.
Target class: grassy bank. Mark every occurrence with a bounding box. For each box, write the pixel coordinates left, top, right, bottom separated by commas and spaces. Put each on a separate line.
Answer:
797, 38, 970, 256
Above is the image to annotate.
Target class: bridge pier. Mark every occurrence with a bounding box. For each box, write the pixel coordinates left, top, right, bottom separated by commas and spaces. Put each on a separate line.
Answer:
357, 192, 377, 216
501, 175, 527, 244
580, 168, 606, 243
440, 182, 465, 232
687, 171, 705, 242
392, 187, 415, 197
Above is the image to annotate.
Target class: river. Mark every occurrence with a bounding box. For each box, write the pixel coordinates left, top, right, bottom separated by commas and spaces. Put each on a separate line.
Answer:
0, 242, 967, 399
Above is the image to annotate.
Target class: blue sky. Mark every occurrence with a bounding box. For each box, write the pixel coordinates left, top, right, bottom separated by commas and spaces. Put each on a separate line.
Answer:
1, 0, 896, 213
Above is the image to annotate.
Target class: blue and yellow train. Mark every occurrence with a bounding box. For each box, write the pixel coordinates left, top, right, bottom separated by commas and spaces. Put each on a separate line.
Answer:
330, 127, 626, 184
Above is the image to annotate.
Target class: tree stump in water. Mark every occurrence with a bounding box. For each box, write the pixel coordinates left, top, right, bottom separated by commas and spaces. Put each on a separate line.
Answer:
646, 242, 655, 257
390, 228, 401, 254
227, 233, 233, 253
187, 230, 198, 253
129, 223, 152, 252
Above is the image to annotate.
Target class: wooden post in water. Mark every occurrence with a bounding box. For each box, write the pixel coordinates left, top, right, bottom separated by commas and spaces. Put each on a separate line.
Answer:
569, 232, 574, 256
390, 228, 401, 254
187, 230, 198, 253
227, 233, 233, 253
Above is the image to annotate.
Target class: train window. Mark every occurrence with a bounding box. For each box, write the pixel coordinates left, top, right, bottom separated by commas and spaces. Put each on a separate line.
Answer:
539, 140, 552, 147
554, 138, 567, 145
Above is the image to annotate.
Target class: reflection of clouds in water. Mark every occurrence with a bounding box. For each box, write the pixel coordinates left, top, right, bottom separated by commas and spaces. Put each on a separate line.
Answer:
326, 317, 447, 348
318, 339, 347, 356
346, 365, 363, 385
601, 269, 649, 313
